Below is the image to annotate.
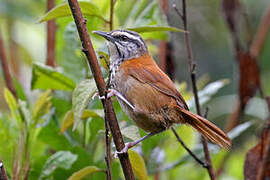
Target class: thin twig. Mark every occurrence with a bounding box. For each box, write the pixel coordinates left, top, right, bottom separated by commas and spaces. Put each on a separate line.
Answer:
171, 127, 207, 168
103, 1, 115, 178
109, 0, 115, 31
249, 4, 270, 59
0, 29, 17, 98
67, 1, 135, 179
201, 108, 216, 180
105, 119, 112, 180
173, 1, 216, 179
46, 0, 57, 67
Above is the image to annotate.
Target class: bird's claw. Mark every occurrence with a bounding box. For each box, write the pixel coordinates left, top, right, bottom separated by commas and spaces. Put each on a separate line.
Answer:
91, 89, 116, 100
92, 92, 103, 100
113, 142, 133, 158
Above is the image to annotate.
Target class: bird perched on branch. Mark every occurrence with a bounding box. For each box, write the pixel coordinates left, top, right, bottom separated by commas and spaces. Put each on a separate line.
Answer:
93, 29, 231, 154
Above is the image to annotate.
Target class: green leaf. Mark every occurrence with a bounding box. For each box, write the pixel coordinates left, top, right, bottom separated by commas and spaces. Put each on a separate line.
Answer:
4, 88, 21, 123
188, 79, 229, 107
38, 119, 71, 150
18, 100, 31, 125
121, 125, 140, 141
60, 109, 103, 133
39, 151, 77, 180
72, 79, 97, 131
31, 63, 76, 91
227, 122, 252, 139
39, 1, 105, 23
32, 90, 52, 125
67, 166, 103, 180
13, 78, 27, 101
127, 26, 186, 33
129, 150, 148, 180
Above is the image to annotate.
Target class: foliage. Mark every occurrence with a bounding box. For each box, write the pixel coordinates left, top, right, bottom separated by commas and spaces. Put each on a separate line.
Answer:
0, 0, 268, 179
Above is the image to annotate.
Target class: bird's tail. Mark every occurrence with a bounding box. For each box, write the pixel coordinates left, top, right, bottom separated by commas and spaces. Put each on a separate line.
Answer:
179, 108, 231, 149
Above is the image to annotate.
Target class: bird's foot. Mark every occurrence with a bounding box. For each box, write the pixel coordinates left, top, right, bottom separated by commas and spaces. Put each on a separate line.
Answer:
93, 89, 135, 110
113, 142, 134, 158
91, 89, 116, 100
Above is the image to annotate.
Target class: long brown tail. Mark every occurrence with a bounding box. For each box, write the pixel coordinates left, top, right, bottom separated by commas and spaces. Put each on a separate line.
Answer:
179, 108, 232, 149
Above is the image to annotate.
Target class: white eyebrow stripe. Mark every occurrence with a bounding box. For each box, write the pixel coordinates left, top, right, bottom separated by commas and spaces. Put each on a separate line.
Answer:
111, 31, 144, 45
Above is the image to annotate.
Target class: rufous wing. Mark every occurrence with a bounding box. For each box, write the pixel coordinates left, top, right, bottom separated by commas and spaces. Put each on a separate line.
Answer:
121, 54, 189, 110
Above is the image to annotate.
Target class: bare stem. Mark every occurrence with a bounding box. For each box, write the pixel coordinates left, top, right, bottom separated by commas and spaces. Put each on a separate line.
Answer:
109, 0, 115, 31
67, 0, 135, 179
0, 29, 17, 98
105, 120, 112, 180
256, 97, 270, 180
46, 0, 57, 67
173, 1, 216, 179
249, 4, 270, 59
171, 127, 207, 167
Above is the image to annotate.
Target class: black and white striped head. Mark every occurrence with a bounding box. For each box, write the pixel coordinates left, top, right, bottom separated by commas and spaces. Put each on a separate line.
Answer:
93, 30, 148, 62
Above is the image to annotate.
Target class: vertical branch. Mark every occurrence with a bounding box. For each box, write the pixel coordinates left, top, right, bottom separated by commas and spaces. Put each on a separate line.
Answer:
0, 29, 17, 98
173, 1, 216, 179
66, 0, 135, 179
109, 0, 115, 31
103, 1, 116, 179
249, 4, 270, 59
46, 0, 57, 67
105, 119, 112, 180
256, 97, 270, 180
158, 0, 168, 73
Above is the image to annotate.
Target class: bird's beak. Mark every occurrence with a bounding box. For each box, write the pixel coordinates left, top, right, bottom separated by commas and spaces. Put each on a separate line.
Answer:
93, 31, 115, 42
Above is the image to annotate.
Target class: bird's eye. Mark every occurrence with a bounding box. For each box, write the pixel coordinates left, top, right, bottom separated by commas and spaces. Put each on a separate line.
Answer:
121, 36, 128, 41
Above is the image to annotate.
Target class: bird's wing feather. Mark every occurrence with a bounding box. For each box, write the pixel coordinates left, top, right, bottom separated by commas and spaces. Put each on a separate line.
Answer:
121, 54, 189, 110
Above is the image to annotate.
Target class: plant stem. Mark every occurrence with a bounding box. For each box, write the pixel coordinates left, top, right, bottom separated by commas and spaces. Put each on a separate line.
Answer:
103, 1, 116, 179
249, 4, 270, 59
109, 0, 115, 31
256, 97, 270, 180
0, 29, 17, 98
67, 0, 135, 179
46, 0, 57, 67
173, 1, 216, 179
105, 120, 112, 180
171, 127, 207, 167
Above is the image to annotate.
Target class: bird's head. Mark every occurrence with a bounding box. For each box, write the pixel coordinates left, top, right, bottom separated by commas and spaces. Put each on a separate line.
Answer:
93, 30, 148, 62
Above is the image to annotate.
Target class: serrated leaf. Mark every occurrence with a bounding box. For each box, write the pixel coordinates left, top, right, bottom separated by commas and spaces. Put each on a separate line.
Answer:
127, 26, 185, 33
129, 150, 148, 180
60, 109, 103, 133
39, 151, 77, 180
4, 88, 21, 123
72, 79, 96, 131
121, 125, 140, 141
68, 166, 103, 180
33, 90, 52, 125
31, 63, 76, 91
39, 1, 104, 23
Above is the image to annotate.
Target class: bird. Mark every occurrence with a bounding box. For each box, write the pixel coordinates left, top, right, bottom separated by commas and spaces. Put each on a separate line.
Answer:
93, 29, 231, 153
